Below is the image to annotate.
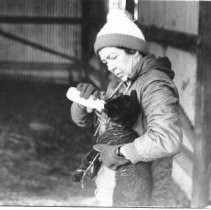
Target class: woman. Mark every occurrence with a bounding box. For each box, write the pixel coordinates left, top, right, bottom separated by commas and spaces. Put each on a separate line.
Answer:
71, 9, 183, 207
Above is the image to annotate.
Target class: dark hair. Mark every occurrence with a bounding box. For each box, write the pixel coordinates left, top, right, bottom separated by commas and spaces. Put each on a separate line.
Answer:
117, 47, 146, 57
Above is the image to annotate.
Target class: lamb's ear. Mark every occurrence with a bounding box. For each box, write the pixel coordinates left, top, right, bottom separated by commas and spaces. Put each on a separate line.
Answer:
103, 103, 109, 115
130, 90, 138, 100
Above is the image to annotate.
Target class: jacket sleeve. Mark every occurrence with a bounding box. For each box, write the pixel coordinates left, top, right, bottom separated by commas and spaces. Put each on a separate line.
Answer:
123, 78, 183, 163
70, 102, 94, 128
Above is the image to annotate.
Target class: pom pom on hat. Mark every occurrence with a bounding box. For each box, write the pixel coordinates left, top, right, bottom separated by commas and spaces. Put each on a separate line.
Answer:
106, 9, 134, 22
94, 9, 149, 55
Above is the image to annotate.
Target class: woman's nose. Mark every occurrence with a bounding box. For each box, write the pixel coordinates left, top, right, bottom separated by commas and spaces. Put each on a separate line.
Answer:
107, 62, 115, 72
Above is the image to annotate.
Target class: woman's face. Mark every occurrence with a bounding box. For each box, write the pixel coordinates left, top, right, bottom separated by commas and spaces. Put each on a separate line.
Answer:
98, 47, 140, 81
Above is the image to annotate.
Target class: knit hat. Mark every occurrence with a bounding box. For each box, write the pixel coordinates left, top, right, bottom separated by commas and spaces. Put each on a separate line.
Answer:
94, 9, 149, 55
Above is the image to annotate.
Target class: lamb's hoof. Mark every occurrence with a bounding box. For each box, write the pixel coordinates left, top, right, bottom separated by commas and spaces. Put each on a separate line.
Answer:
72, 174, 81, 182
72, 170, 84, 182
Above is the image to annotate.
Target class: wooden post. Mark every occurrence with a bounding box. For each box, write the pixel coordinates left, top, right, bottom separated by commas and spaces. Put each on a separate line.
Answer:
81, 0, 108, 81
81, 0, 89, 80
191, 1, 211, 207
126, 0, 135, 15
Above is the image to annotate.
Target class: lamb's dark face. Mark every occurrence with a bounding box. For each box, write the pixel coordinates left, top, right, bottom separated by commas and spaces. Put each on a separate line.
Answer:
104, 90, 140, 128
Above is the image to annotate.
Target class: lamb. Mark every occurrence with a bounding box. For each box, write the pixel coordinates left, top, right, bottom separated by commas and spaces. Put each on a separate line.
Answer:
72, 90, 152, 206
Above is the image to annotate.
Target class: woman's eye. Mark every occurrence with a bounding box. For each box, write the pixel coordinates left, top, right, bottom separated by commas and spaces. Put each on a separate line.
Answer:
110, 55, 117, 60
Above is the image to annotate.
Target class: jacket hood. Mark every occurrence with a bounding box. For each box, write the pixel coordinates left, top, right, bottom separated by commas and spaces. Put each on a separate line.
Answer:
128, 54, 175, 82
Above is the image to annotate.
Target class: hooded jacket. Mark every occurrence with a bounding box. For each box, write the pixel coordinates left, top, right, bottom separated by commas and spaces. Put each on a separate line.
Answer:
70, 54, 183, 206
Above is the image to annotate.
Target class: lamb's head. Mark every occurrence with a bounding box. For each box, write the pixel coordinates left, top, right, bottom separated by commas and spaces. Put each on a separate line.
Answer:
104, 90, 140, 128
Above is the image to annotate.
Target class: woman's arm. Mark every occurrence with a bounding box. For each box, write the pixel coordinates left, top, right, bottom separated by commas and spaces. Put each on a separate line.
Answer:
70, 102, 95, 128
123, 79, 183, 163
70, 83, 100, 128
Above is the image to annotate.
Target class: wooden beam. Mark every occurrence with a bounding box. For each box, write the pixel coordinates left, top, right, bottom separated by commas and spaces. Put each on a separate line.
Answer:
0, 62, 84, 84
0, 16, 103, 27
138, 24, 200, 53
126, 0, 135, 16
0, 16, 82, 24
181, 144, 193, 163
0, 62, 73, 70
81, 0, 108, 80
179, 105, 196, 148
81, 0, 108, 59
173, 147, 193, 200
191, 1, 211, 207
0, 28, 80, 63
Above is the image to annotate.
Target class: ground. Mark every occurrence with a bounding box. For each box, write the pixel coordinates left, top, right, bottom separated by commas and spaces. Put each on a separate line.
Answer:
0, 80, 190, 207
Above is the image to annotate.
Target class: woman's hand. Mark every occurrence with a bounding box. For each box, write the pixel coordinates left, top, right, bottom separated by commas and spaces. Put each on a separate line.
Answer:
76, 83, 100, 113
77, 83, 100, 99
93, 144, 130, 171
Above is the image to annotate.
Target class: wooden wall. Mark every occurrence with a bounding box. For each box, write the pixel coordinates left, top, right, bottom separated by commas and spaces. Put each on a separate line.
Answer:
0, 0, 82, 84
137, 0, 199, 202
0, 0, 81, 62
138, 0, 198, 125
138, 1, 198, 34
0, 24, 81, 63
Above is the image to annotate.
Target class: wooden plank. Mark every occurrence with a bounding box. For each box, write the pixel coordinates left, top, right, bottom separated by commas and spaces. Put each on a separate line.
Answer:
172, 150, 193, 200
138, 24, 200, 53
0, 62, 83, 84
149, 1, 166, 28
186, 1, 199, 35
0, 27, 80, 62
0, 62, 73, 70
81, 0, 108, 80
191, 1, 211, 208
165, 1, 199, 35
138, 1, 199, 35
165, 1, 188, 32
165, 47, 197, 125
81, 0, 90, 80
0, 0, 81, 17
137, 0, 151, 25
126, 0, 135, 16
0, 16, 102, 28
0, 16, 82, 24
179, 106, 196, 149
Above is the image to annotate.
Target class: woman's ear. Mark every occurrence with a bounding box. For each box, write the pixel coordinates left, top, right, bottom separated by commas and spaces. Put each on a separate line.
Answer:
130, 90, 138, 100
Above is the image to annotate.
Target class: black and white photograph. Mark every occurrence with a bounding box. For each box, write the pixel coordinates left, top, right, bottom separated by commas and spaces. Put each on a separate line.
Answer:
0, 0, 210, 208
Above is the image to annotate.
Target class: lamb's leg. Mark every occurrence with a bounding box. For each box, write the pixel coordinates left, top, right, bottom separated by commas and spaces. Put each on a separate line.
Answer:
72, 149, 100, 182
113, 162, 152, 207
